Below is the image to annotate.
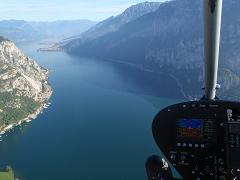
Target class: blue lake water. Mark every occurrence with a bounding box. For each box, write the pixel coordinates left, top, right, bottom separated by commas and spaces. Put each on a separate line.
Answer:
0, 43, 183, 180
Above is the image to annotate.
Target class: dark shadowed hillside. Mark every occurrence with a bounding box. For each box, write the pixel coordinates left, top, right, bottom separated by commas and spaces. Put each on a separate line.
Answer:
64, 0, 240, 100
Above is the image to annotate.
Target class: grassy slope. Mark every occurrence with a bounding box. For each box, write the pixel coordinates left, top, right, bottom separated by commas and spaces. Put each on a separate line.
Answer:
0, 170, 14, 180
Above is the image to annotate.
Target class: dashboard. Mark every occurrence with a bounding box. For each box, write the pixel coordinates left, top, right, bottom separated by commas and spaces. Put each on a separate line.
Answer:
152, 100, 240, 179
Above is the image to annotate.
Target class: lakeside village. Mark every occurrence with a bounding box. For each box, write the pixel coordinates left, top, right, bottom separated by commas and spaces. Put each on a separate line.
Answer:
0, 102, 52, 140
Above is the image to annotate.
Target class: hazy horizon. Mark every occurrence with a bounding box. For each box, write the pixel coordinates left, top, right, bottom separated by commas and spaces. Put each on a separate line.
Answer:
0, 0, 167, 22
0, 19, 98, 23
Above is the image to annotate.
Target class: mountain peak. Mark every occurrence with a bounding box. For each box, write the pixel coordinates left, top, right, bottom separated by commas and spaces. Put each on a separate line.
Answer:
63, 1, 162, 46
0, 36, 9, 43
122, 1, 162, 16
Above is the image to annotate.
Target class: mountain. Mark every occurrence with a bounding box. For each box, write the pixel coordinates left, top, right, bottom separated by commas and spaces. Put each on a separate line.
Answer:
0, 20, 97, 43
0, 37, 52, 132
62, 2, 162, 46
30, 20, 97, 40
63, 0, 240, 100
0, 20, 43, 43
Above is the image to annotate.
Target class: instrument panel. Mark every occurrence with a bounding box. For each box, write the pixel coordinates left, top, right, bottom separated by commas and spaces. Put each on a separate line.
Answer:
152, 100, 240, 179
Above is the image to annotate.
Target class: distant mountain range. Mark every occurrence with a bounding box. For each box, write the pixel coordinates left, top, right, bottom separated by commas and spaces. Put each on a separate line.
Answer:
0, 20, 97, 43
63, 0, 240, 100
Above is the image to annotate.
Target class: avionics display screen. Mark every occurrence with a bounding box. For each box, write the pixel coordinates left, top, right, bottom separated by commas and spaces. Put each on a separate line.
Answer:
177, 119, 203, 139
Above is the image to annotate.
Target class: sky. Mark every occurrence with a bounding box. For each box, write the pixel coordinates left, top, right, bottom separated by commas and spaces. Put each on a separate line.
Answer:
0, 0, 167, 22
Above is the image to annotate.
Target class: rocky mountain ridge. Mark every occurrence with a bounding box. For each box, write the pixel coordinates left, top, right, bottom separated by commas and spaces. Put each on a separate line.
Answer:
0, 37, 52, 131
63, 2, 162, 46
63, 0, 240, 100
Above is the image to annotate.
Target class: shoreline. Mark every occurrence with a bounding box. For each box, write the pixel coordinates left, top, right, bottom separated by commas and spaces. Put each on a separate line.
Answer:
0, 101, 52, 136
98, 57, 189, 100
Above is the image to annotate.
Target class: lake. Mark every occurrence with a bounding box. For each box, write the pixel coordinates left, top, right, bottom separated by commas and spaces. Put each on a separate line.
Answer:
0, 42, 183, 180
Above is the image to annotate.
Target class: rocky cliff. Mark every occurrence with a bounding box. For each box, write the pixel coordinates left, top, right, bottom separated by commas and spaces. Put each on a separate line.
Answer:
0, 37, 52, 131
